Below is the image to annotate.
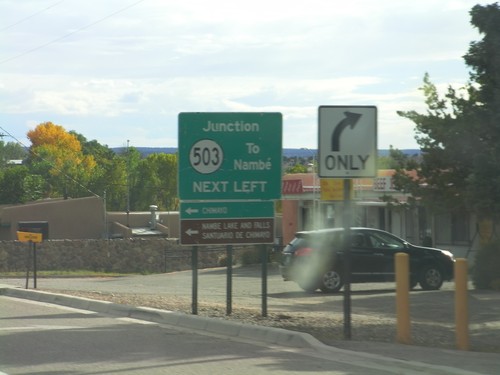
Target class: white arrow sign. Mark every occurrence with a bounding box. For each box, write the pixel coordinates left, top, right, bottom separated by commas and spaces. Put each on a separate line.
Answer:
185, 207, 199, 215
185, 228, 199, 236
318, 105, 377, 178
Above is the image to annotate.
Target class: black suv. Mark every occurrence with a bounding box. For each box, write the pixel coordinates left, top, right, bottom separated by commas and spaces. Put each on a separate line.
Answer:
280, 227, 455, 293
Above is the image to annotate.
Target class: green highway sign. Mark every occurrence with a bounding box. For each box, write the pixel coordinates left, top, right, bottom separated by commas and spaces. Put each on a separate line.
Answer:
178, 112, 282, 200
180, 201, 274, 220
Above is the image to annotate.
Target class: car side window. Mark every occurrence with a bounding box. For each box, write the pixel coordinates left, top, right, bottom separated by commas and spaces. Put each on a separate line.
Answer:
367, 232, 405, 250
350, 233, 367, 248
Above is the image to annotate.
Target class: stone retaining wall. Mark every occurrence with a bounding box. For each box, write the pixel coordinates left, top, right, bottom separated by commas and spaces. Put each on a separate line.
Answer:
0, 238, 271, 274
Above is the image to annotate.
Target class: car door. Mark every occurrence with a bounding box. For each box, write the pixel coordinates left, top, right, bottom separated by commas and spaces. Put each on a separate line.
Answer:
364, 230, 407, 281
348, 231, 375, 278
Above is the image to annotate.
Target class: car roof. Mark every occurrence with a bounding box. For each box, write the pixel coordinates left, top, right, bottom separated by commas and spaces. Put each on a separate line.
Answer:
295, 227, 375, 236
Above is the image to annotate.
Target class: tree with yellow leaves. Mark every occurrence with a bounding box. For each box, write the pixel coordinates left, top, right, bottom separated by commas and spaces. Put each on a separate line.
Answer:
27, 122, 97, 198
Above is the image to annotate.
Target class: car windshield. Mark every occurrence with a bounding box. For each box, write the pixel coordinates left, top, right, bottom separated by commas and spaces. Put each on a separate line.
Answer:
288, 236, 309, 249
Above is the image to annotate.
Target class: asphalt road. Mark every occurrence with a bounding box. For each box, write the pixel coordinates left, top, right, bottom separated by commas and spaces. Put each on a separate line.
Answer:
1, 296, 425, 375
1, 264, 458, 312
0, 263, 483, 335
2, 265, 500, 374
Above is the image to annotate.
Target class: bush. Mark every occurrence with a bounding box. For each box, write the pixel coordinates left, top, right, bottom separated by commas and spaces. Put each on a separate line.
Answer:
472, 241, 500, 290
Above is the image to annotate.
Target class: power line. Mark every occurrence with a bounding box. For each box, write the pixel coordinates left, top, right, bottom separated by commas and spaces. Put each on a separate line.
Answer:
0, 0, 67, 32
0, 126, 100, 198
0, 127, 29, 149
0, 0, 146, 65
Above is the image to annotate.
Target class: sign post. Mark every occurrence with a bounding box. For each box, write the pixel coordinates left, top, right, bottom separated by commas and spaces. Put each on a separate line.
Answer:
17, 231, 42, 286
192, 246, 198, 315
318, 106, 377, 339
17, 221, 49, 289
226, 245, 233, 315
343, 179, 352, 339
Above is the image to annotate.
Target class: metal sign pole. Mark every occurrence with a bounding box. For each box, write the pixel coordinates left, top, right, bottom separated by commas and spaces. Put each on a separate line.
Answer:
33, 242, 37, 289
343, 179, 352, 339
226, 245, 233, 315
25, 241, 31, 289
261, 244, 268, 317
191, 246, 198, 315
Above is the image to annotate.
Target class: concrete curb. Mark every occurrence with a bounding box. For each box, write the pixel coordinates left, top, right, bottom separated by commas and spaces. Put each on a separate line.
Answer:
0, 286, 487, 375
0, 287, 317, 349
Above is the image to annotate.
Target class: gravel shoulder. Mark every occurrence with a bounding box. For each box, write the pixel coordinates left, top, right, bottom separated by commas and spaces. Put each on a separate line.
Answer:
43, 288, 500, 354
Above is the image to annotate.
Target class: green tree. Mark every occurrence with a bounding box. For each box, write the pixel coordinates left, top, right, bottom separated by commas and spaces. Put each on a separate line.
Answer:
0, 166, 45, 204
0, 166, 29, 203
395, 3, 500, 218
70, 131, 128, 210
460, 3, 500, 218
285, 164, 308, 174
377, 147, 421, 170
0, 141, 27, 166
0, 140, 31, 203
121, 147, 142, 211
132, 153, 178, 211
394, 3, 500, 289
22, 173, 46, 202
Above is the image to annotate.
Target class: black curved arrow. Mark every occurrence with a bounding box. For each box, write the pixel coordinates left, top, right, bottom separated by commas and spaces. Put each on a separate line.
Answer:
331, 111, 362, 152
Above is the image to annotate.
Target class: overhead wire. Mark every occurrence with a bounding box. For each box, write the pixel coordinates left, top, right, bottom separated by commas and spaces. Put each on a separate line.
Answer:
0, 0, 146, 65
1, 0, 148, 196
0, 126, 100, 198
0, 0, 67, 32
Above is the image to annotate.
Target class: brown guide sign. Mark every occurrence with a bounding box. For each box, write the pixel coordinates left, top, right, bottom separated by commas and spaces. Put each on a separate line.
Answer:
180, 218, 274, 245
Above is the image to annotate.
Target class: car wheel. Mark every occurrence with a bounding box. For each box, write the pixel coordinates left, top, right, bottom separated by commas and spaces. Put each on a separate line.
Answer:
419, 265, 444, 290
319, 269, 343, 293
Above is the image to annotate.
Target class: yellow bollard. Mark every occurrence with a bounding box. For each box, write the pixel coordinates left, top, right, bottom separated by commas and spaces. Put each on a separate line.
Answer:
395, 252, 411, 344
455, 258, 469, 350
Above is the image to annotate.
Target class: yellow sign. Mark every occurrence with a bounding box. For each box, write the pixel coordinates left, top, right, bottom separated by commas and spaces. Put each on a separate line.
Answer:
320, 179, 353, 201
17, 231, 43, 243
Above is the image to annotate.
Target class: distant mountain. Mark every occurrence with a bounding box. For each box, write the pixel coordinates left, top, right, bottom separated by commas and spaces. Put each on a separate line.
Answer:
378, 149, 421, 157
280, 149, 421, 158
112, 147, 177, 157
112, 147, 421, 158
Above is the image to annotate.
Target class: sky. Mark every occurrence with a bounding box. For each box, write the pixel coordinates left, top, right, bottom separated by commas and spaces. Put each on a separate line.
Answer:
0, 0, 489, 150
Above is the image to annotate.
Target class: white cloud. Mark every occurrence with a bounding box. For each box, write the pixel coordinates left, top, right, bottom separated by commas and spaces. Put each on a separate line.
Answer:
0, 0, 488, 149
